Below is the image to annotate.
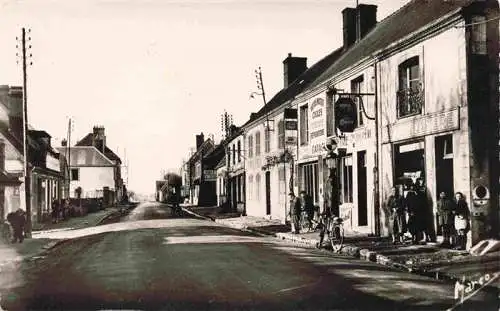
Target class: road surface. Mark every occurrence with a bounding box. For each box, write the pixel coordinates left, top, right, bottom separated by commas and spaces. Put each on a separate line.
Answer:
0, 202, 495, 310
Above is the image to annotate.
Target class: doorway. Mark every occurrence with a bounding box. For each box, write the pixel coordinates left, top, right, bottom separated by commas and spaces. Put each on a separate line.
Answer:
265, 171, 271, 215
357, 151, 368, 226
435, 135, 454, 200
394, 141, 425, 188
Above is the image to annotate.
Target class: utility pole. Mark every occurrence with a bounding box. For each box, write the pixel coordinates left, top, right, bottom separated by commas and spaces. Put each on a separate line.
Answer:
19, 28, 33, 237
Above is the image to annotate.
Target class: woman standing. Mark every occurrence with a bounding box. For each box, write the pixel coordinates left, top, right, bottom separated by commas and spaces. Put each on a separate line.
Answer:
454, 192, 470, 250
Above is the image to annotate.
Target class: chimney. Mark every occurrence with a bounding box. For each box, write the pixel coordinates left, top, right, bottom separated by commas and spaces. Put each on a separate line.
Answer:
7, 86, 23, 140
342, 7, 357, 49
61, 139, 67, 147
357, 4, 377, 39
283, 53, 307, 88
196, 132, 204, 150
92, 126, 106, 153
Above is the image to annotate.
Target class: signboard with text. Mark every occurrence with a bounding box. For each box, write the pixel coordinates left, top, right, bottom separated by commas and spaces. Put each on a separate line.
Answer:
204, 169, 217, 181
46, 155, 60, 172
284, 108, 298, 146
309, 97, 326, 156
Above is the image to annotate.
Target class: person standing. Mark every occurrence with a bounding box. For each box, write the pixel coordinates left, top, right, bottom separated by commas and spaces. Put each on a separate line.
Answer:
405, 184, 420, 244
387, 186, 406, 244
288, 192, 301, 234
300, 191, 314, 230
437, 191, 455, 247
454, 192, 470, 250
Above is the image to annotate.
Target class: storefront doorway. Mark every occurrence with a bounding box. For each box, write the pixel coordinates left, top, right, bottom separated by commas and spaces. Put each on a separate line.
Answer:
394, 141, 425, 189
357, 151, 368, 226
435, 134, 454, 198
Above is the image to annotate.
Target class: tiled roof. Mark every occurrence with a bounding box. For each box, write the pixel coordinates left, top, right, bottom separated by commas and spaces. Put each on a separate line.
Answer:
55, 146, 115, 167
76, 133, 122, 164
243, 0, 478, 128
243, 48, 343, 127
313, 0, 476, 86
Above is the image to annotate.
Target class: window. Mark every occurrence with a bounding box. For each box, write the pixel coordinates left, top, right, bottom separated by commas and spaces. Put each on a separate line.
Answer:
301, 163, 319, 203
471, 15, 487, 55
264, 129, 270, 153
71, 168, 79, 181
255, 132, 261, 156
227, 147, 231, 167
277, 120, 285, 149
351, 75, 364, 127
237, 141, 241, 162
397, 57, 423, 118
299, 105, 309, 145
340, 156, 353, 204
248, 136, 253, 158
232, 144, 236, 165
255, 174, 261, 201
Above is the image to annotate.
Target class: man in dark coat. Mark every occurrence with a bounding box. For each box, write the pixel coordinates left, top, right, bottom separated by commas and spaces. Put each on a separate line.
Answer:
405, 185, 420, 244
7, 209, 26, 243
300, 191, 314, 230
288, 192, 301, 234
437, 191, 455, 247
387, 186, 405, 244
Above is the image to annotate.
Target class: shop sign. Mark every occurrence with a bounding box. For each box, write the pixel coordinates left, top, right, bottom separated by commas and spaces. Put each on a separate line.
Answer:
46, 155, 60, 172
382, 108, 459, 143
285, 136, 297, 145
204, 169, 216, 181
335, 97, 357, 133
309, 97, 326, 154
285, 120, 297, 130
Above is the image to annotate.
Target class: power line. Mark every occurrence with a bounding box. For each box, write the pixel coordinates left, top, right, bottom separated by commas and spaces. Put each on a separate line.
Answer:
454, 15, 500, 28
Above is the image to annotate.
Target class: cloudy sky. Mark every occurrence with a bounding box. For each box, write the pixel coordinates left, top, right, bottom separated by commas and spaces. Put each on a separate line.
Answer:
0, 0, 409, 195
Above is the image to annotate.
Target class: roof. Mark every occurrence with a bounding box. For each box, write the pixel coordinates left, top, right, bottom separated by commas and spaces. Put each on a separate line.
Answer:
55, 146, 115, 167
243, 0, 479, 128
243, 47, 343, 127
313, 0, 476, 86
76, 133, 122, 164
215, 154, 226, 170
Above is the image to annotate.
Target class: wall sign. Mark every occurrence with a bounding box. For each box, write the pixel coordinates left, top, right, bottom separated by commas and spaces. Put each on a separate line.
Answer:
204, 169, 216, 181
382, 108, 459, 143
335, 97, 357, 133
46, 155, 60, 172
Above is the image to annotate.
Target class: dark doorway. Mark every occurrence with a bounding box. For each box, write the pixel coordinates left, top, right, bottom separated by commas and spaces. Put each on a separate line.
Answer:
435, 135, 454, 201
394, 141, 425, 187
357, 151, 368, 226
231, 177, 237, 211
265, 171, 271, 215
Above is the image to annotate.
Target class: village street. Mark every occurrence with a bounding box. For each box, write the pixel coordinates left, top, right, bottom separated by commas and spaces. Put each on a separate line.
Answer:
0, 202, 495, 311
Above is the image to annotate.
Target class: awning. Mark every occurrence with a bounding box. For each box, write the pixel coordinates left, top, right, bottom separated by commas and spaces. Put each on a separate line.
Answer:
0, 171, 22, 186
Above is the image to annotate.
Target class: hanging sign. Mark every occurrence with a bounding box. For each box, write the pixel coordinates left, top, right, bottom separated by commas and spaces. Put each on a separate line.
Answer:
335, 97, 357, 133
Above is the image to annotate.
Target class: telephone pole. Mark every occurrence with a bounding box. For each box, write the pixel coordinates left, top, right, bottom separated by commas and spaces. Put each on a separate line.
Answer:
19, 28, 33, 237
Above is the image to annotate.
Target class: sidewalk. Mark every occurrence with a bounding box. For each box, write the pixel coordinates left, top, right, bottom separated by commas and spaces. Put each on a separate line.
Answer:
1, 205, 130, 272
183, 206, 500, 286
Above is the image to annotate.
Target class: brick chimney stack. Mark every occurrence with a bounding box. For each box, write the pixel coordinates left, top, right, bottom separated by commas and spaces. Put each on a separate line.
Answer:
92, 126, 106, 153
283, 53, 307, 88
196, 132, 204, 150
342, 3, 377, 50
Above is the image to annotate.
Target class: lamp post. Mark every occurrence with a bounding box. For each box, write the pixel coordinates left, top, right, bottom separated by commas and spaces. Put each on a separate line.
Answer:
325, 138, 339, 217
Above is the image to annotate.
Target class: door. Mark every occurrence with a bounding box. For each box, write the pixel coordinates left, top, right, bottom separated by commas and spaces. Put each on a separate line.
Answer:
357, 151, 368, 226
265, 171, 271, 215
435, 135, 454, 236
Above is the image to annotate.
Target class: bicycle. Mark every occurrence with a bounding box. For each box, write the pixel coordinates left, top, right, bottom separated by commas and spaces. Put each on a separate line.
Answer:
328, 216, 344, 252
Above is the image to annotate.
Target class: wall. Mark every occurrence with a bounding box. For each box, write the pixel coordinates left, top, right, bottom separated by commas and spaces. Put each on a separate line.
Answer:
70, 166, 115, 198
378, 25, 470, 235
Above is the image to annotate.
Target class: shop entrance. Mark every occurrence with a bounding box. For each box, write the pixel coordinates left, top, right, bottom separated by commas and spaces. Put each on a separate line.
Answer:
394, 141, 425, 189
435, 134, 454, 199
357, 151, 368, 226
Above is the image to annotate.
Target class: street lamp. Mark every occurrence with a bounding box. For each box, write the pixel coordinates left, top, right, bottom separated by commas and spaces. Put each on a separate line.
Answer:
324, 138, 339, 217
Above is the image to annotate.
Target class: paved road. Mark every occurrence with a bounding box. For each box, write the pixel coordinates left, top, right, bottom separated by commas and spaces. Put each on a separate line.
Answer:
0, 202, 495, 310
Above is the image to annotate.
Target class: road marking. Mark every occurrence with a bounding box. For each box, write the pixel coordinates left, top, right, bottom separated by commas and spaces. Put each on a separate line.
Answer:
446, 272, 499, 311
275, 279, 320, 294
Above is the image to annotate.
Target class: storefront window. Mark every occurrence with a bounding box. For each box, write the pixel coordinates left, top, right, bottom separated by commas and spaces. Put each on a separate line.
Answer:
340, 156, 353, 204
302, 162, 319, 203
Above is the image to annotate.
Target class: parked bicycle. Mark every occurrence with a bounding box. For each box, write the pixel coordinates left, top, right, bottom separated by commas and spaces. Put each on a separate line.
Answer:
316, 213, 344, 252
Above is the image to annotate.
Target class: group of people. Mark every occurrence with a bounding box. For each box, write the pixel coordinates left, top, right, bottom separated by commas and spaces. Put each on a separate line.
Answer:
51, 198, 74, 223
387, 179, 470, 250
288, 191, 315, 234
5, 209, 27, 243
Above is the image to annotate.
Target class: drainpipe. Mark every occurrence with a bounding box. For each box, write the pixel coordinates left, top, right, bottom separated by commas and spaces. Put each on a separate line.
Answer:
373, 56, 381, 236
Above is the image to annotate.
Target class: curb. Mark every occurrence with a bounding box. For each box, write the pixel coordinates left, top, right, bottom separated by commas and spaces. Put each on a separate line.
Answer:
179, 207, 476, 285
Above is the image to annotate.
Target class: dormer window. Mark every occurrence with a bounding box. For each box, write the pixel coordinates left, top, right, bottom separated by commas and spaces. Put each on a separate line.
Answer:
397, 56, 423, 118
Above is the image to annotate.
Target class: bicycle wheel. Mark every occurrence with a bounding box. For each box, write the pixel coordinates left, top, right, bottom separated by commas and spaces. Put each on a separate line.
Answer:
329, 224, 344, 252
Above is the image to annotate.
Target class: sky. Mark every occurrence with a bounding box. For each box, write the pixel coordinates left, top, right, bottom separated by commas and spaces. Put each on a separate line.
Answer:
0, 0, 410, 195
